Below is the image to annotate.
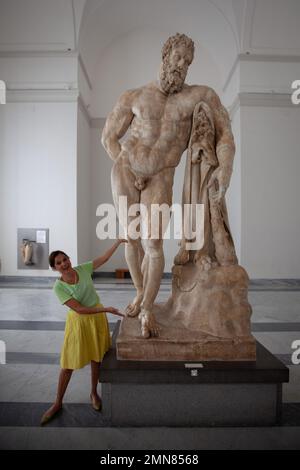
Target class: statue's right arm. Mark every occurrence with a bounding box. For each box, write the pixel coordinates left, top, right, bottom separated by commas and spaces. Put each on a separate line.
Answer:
101, 91, 135, 161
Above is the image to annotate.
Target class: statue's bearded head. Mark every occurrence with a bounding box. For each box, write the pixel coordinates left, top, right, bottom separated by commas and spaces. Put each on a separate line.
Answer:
159, 33, 194, 94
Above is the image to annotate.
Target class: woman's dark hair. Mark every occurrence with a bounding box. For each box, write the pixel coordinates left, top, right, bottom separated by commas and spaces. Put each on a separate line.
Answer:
49, 250, 69, 269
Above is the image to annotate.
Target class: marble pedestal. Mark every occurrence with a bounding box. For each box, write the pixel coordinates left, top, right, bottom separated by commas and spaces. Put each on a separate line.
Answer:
100, 323, 289, 427
117, 314, 256, 362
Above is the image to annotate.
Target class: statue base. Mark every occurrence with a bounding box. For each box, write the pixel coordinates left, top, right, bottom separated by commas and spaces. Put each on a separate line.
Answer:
117, 314, 256, 361
117, 263, 256, 361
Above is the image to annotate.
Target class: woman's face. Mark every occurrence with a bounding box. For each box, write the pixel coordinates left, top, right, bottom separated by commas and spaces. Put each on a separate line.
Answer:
54, 253, 72, 273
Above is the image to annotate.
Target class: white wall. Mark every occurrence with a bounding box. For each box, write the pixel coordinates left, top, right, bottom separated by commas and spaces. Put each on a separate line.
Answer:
0, 56, 77, 93
0, 17, 79, 277
0, 0, 82, 277
0, 0, 76, 52
241, 104, 300, 278
77, 104, 92, 264
240, 58, 300, 94
226, 53, 300, 279
0, 101, 78, 276
249, 0, 300, 54
226, 107, 241, 261
90, 123, 125, 271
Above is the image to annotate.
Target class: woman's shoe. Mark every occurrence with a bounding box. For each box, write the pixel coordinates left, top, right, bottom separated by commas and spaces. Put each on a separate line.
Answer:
40, 404, 62, 425
90, 393, 102, 411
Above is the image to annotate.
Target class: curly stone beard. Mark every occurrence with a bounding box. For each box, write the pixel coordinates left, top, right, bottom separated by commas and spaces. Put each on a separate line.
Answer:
159, 60, 186, 94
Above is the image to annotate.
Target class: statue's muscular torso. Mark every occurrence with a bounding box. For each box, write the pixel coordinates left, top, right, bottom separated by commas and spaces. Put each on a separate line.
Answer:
120, 82, 215, 178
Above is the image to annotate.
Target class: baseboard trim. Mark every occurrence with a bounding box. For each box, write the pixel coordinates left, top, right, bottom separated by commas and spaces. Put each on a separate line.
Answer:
0, 275, 300, 289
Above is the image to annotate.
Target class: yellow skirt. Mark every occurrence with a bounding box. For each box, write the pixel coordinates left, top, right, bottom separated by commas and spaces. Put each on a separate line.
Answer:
60, 304, 111, 370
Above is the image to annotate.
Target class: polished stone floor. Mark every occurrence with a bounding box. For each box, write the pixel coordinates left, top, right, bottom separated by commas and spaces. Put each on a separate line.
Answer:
0, 278, 300, 450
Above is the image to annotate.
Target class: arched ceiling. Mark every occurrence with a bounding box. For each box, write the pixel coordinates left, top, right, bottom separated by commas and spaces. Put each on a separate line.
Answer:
78, 0, 300, 93
0, 0, 299, 58
0, 0, 299, 93
0, 0, 87, 52
78, 0, 240, 88
240, 0, 300, 55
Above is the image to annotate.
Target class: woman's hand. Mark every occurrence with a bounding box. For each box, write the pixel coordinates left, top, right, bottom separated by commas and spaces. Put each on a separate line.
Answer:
93, 239, 128, 270
105, 306, 125, 317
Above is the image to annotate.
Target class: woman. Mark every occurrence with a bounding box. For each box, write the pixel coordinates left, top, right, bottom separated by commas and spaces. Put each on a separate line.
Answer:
40, 239, 127, 425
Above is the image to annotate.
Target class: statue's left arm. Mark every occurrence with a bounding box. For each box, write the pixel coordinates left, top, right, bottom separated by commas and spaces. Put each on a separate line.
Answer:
205, 89, 236, 202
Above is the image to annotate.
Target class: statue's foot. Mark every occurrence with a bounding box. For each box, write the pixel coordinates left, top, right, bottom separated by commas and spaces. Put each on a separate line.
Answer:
174, 246, 190, 265
139, 309, 160, 338
125, 293, 143, 317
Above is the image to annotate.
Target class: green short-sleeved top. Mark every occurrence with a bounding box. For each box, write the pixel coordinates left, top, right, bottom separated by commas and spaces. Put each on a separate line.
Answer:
54, 261, 100, 307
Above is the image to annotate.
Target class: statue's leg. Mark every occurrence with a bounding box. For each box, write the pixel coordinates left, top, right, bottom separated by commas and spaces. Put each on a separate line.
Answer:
111, 156, 144, 316
139, 239, 164, 338
124, 239, 144, 316
138, 168, 175, 338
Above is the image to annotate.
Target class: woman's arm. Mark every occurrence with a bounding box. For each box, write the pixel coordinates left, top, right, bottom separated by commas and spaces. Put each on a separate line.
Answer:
64, 299, 124, 317
93, 239, 127, 270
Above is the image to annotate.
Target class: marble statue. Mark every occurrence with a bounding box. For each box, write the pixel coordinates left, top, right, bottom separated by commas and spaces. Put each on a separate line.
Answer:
102, 33, 256, 360
21, 240, 34, 266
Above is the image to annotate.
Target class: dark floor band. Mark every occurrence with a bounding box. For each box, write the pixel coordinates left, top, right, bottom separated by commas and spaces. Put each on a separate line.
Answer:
0, 402, 299, 428
1, 351, 295, 366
